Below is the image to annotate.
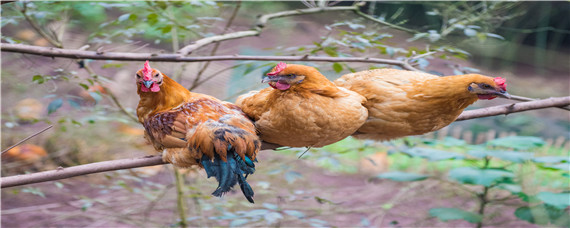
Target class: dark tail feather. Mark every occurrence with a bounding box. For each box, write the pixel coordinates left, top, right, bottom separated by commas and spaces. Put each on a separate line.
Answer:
200, 145, 256, 203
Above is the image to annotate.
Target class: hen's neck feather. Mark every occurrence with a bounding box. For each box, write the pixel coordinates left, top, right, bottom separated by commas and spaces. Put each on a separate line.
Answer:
137, 74, 191, 121
290, 67, 340, 98
405, 74, 485, 110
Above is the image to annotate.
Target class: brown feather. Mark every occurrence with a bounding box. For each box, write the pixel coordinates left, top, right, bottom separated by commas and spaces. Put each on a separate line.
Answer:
236, 64, 368, 147
335, 68, 504, 140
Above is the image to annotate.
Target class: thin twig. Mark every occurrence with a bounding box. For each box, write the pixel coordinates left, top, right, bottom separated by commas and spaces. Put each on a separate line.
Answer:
15, 2, 62, 48
188, 1, 242, 91
1, 125, 53, 154
81, 62, 139, 122
353, 7, 420, 34
177, 5, 360, 55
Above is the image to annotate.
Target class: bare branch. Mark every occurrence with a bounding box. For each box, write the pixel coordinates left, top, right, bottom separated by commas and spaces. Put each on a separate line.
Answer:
189, 1, 242, 91
509, 95, 570, 111
353, 8, 420, 34
177, 5, 360, 55
2, 97, 568, 189
1, 43, 416, 70
14, 2, 63, 48
456, 96, 570, 121
1, 125, 53, 154
1, 155, 165, 188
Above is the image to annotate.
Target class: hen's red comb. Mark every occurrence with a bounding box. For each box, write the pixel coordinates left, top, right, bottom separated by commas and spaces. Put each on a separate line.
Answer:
494, 77, 507, 91
267, 62, 286, 76
143, 60, 153, 80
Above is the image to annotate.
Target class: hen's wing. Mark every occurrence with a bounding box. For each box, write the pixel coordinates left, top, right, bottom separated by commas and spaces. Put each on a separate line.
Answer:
144, 97, 260, 203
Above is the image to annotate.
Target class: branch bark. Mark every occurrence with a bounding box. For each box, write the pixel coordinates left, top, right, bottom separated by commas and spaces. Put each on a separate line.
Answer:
2, 97, 568, 189
455, 96, 570, 121
1, 43, 417, 70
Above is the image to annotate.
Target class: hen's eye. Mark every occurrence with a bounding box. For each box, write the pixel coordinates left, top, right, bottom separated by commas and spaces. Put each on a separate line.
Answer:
136, 74, 141, 78
481, 84, 491, 89
154, 73, 160, 78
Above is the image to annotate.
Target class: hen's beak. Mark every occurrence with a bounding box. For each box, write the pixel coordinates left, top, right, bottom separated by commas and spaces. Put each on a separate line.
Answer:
143, 80, 153, 88
496, 90, 511, 99
262, 76, 291, 83
261, 75, 305, 84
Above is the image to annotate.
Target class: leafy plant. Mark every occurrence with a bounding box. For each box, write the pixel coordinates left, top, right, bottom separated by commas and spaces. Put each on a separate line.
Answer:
375, 135, 569, 227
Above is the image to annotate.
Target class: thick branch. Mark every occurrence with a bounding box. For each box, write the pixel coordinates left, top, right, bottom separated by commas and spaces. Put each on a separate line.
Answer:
1, 156, 165, 188
177, 5, 359, 55
1, 43, 416, 70
456, 96, 570, 121
2, 97, 567, 188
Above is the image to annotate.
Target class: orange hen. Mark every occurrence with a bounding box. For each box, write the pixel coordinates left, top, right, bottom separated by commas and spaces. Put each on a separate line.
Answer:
135, 61, 260, 203
335, 68, 510, 141
236, 62, 368, 147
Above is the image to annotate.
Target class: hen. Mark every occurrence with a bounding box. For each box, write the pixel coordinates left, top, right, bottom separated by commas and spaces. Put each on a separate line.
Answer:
236, 62, 368, 147
136, 61, 261, 203
334, 68, 510, 141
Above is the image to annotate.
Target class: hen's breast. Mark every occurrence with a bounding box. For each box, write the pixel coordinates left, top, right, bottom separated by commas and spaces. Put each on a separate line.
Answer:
255, 89, 367, 147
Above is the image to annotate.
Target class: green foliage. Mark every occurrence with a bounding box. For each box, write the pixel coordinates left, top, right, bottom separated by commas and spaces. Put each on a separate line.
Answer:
375, 171, 429, 182
448, 167, 514, 187
429, 207, 482, 223
487, 136, 545, 150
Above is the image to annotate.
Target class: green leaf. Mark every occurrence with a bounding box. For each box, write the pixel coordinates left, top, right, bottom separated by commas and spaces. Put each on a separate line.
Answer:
161, 25, 172, 33
101, 63, 126, 69
487, 136, 545, 150
79, 83, 89, 90
32, 75, 45, 84
533, 156, 569, 163
376, 171, 428, 182
284, 171, 302, 184
542, 163, 570, 171
54, 182, 64, 189
89, 92, 102, 104
21, 187, 46, 198
332, 63, 343, 73
147, 13, 158, 25
537, 192, 570, 209
229, 218, 250, 227
117, 13, 131, 22
440, 137, 466, 147
47, 98, 63, 115
463, 28, 477, 37
515, 205, 569, 226
402, 147, 465, 161
429, 207, 482, 223
283, 210, 305, 218
264, 212, 283, 224
467, 150, 534, 163
262, 202, 278, 210
323, 46, 338, 57
67, 98, 81, 109
448, 167, 514, 186
497, 183, 522, 193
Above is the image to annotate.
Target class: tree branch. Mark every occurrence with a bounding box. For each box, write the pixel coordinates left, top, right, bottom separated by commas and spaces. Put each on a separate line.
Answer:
455, 96, 570, 121
1, 43, 417, 70
189, 1, 242, 90
1, 155, 165, 188
2, 97, 568, 189
177, 5, 360, 55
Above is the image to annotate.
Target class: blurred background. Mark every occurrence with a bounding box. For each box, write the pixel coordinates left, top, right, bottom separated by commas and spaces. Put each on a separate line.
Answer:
1, 1, 569, 227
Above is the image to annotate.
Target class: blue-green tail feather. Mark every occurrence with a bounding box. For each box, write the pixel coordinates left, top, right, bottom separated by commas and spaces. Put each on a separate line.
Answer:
200, 145, 256, 203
